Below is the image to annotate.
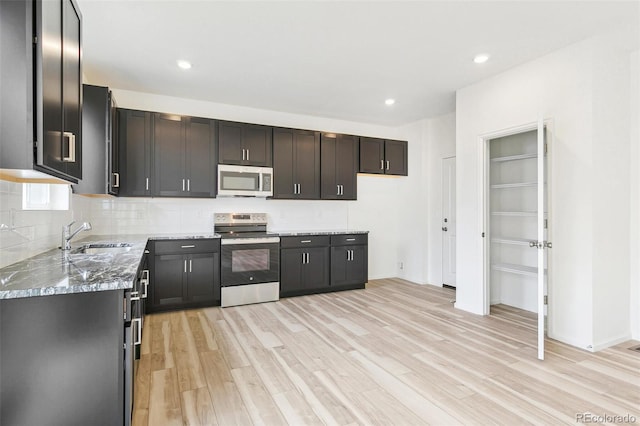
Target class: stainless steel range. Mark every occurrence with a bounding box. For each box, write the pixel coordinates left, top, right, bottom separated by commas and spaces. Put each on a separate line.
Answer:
214, 213, 280, 307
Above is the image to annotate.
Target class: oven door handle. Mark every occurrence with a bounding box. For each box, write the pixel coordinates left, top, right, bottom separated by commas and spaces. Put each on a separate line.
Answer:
221, 237, 280, 245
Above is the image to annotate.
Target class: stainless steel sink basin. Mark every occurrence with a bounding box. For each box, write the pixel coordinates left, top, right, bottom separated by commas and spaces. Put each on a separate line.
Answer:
74, 242, 133, 255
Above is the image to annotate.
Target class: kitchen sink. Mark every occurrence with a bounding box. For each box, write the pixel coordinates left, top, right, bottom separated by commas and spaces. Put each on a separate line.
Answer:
74, 242, 133, 255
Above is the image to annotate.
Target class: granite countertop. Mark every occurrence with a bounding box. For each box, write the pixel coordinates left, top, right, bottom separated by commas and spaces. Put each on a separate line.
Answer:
0, 230, 368, 300
0, 233, 221, 300
270, 229, 369, 237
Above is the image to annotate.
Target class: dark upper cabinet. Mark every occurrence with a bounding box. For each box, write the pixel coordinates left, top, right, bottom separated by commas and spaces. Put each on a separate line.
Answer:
218, 121, 272, 166
153, 113, 217, 198
0, 0, 82, 182
73, 85, 117, 195
321, 133, 358, 200
118, 109, 152, 197
36, 0, 83, 182
272, 128, 321, 199
359, 137, 408, 176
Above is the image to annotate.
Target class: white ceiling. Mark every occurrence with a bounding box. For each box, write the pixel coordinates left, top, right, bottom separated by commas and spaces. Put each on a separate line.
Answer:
78, 0, 640, 126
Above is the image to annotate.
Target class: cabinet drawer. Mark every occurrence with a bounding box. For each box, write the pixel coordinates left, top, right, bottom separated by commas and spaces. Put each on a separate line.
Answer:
280, 235, 330, 248
152, 239, 220, 255
330, 234, 368, 246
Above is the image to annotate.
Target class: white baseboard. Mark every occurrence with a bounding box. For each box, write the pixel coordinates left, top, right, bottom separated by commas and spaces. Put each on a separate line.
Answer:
592, 333, 633, 352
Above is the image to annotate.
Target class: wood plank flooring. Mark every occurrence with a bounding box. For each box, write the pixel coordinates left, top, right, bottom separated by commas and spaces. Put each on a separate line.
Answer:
133, 278, 640, 425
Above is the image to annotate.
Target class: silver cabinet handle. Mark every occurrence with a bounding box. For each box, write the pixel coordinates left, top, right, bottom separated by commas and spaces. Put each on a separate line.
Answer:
62, 132, 76, 162
181, 245, 195, 248
242, 149, 246, 161
306, 253, 310, 264
133, 318, 142, 345
146, 178, 149, 191
297, 183, 301, 194
141, 269, 149, 299
184, 259, 187, 273
112, 172, 120, 188
301, 240, 311, 243
130, 291, 140, 301
293, 183, 297, 194
301, 253, 305, 264
182, 179, 185, 191
386, 160, 390, 170
337, 185, 340, 196
380, 160, 384, 170
187, 179, 190, 191
246, 149, 249, 161
189, 259, 192, 273
346, 238, 356, 241
340, 185, 344, 195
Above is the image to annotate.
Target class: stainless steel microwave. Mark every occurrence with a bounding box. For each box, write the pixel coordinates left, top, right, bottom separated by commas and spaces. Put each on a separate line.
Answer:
217, 164, 273, 197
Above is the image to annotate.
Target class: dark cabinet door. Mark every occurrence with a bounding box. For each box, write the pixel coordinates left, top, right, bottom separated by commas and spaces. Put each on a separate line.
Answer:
359, 137, 385, 174
218, 121, 243, 165
321, 133, 358, 199
187, 253, 219, 303
35, 0, 82, 182
153, 113, 185, 197
219, 121, 272, 166
118, 109, 152, 196
303, 247, 330, 289
107, 91, 119, 195
280, 248, 304, 294
331, 245, 367, 286
186, 117, 217, 197
74, 85, 108, 195
153, 254, 186, 308
61, 0, 82, 179
385, 140, 408, 176
243, 124, 272, 167
272, 128, 320, 199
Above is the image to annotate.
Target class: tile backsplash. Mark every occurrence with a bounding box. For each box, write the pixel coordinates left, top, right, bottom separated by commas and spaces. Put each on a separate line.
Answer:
1, 182, 350, 268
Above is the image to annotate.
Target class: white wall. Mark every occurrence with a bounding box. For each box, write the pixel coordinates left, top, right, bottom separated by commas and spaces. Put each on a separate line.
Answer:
630, 49, 640, 340
455, 27, 638, 351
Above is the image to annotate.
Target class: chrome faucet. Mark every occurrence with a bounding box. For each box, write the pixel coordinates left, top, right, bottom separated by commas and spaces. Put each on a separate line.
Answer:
61, 221, 92, 250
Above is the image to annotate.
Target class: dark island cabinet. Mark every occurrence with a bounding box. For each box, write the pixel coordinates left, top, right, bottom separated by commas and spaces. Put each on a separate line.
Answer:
147, 239, 221, 313
273, 128, 321, 199
118, 109, 153, 196
280, 235, 330, 296
359, 137, 408, 176
331, 234, 368, 287
218, 121, 272, 166
321, 133, 358, 199
154, 114, 217, 198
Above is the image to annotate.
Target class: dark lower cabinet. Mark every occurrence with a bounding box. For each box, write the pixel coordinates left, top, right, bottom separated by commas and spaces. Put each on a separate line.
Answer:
331, 241, 368, 287
280, 233, 367, 298
147, 239, 221, 312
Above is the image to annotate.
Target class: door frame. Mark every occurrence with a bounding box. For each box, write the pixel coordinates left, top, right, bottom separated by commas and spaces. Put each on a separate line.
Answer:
478, 119, 553, 328
442, 155, 456, 287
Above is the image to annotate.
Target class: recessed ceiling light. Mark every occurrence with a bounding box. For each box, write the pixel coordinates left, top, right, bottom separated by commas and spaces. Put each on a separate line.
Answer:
385, 99, 395, 106
177, 60, 192, 70
473, 54, 490, 64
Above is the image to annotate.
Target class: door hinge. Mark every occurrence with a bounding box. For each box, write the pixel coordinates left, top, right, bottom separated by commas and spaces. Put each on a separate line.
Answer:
481, 232, 485, 238
544, 219, 548, 229
544, 295, 548, 305
33, 36, 38, 44
544, 143, 548, 155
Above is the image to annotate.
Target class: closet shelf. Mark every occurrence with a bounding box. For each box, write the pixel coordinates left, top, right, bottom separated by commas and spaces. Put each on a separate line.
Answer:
491, 182, 537, 189
491, 263, 542, 277
490, 153, 537, 162
491, 211, 537, 217
491, 237, 532, 246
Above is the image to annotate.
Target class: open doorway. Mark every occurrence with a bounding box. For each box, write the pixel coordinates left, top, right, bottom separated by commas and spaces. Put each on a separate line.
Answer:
442, 156, 456, 289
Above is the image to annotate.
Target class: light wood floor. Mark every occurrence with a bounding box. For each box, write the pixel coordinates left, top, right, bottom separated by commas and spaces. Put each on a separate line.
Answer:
133, 278, 640, 425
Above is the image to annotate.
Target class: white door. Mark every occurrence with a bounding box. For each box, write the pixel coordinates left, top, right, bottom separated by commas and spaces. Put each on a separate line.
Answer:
442, 157, 456, 287
535, 119, 548, 360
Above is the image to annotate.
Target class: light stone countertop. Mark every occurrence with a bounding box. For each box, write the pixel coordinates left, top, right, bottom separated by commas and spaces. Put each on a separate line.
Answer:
270, 230, 369, 237
0, 233, 220, 300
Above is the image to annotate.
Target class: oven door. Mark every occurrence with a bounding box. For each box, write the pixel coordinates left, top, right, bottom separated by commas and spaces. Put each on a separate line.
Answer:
221, 238, 280, 286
